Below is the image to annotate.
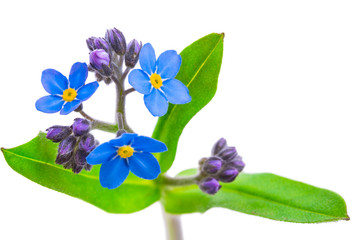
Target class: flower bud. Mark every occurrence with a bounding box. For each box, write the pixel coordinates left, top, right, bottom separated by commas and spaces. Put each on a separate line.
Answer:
202, 156, 223, 174
228, 156, 245, 172
211, 138, 227, 155
72, 164, 84, 174
218, 167, 239, 183
116, 129, 127, 137
199, 177, 222, 195
58, 136, 76, 156
46, 125, 72, 142
72, 118, 91, 136
89, 49, 112, 76
78, 134, 96, 153
106, 28, 126, 55
125, 39, 142, 68
84, 163, 93, 171
218, 146, 238, 161
86, 37, 110, 52
74, 149, 87, 166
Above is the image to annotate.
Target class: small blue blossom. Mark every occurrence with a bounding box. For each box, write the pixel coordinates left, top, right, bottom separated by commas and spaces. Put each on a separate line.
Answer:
128, 43, 191, 117
35, 62, 99, 115
86, 133, 166, 189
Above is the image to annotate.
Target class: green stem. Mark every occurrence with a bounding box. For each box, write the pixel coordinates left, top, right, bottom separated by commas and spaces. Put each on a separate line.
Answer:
91, 120, 117, 133
162, 209, 183, 240
160, 174, 200, 186
115, 66, 133, 133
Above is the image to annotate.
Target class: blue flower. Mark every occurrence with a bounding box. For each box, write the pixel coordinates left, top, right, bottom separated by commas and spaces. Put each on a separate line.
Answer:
86, 133, 166, 189
35, 62, 99, 115
128, 43, 191, 117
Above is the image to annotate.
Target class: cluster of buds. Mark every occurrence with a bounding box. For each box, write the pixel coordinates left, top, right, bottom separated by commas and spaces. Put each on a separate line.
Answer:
197, 138, 245, 195
87, 28, 142, 84
46, 118, 98, 173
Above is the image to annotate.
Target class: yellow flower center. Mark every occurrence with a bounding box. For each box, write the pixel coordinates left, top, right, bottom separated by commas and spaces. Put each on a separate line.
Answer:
150, 73, 163, 89
62, 88, 77, 102
117, 145, 134, 158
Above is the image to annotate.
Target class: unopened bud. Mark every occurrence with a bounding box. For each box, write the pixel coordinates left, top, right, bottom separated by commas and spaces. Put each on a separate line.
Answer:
46, 125, 72, 142
125, 39, 142, 68
58, 136, 76, 156
228, 156, 245, 172
72, 164, 84, 174
89, 49, 112, 76
84, 163, 93, 171
218, 167, 239, 183
74, 149, 87, 166
218, 146, 238, 161
72, 118, 91, 136
78, 134, 96, 153
211, 138, 227, 155
202, 156, 223, 174
86, 37, 110, 52
199, 177, 222, 195
106, 28, 126, 55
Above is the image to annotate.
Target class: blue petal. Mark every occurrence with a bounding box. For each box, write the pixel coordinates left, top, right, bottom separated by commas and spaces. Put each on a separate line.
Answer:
128, 152, 160, 180
144, 89, 168, 117
86, 142, 118, 165
139, 43, 156, 75
35, 95, 64, 113
161, 79, 192, 104
76, 81, 99, 101
128, 69, 152, 95
69, 62, 88, 90
131, 136, 167, 153
156, 50, 181, 79
109, 133, 138, 147
60, 100, 82, 115
100, 157, 130, 189
41, 69, 68, 95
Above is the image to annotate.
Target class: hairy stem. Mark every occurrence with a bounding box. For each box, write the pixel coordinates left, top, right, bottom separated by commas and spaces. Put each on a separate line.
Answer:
160, 174, 200, 186
162, 208, 183, 240
115, 66, 133, 133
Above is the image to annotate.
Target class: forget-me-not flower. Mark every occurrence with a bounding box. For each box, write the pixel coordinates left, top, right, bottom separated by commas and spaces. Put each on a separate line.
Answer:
86, 133, 166, 189
128, 43, 191, 117
35, 62, 99, 115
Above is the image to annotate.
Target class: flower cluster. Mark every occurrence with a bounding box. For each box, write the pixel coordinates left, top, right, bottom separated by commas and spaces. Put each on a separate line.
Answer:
35, 27, 193, 189
197, 138, 245, 194
46, 118, 98, 173
87, 28, 142, 83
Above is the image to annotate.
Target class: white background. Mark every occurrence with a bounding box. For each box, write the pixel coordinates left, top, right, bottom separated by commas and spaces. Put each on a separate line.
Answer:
0, 0, 359, 239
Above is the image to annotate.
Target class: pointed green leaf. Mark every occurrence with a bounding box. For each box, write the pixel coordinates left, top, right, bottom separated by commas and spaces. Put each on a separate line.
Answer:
152, 33, 224, 173
162, 169, 349, 223
2, 133, 160, 213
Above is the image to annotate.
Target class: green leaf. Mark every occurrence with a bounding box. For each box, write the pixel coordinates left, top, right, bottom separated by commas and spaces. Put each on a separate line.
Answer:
152, 33, 224, 173
2, 133, 160, 213
162, 169, 349, 223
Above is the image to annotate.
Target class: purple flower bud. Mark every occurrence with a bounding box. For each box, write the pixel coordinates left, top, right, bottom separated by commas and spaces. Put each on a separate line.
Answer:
58, 136, 76, 156
89, 49, 112, 76
72, 164, 84, 174
125, 39, 142, 68
228, 156, 245, 172
86, 37, 110, 52
116, 129, 127, 137
78, 134, 96, 153
84, 163, 93, 171
211, 138, 227, 155
106, 28, 126, 55
74, 149, 87, 166
218, 167, 239, 183
71, 118, 91, 136
202, 156, 223, 174
199, 177, 222, 195
46, 125, 72, 142
218, 146, 238, 161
